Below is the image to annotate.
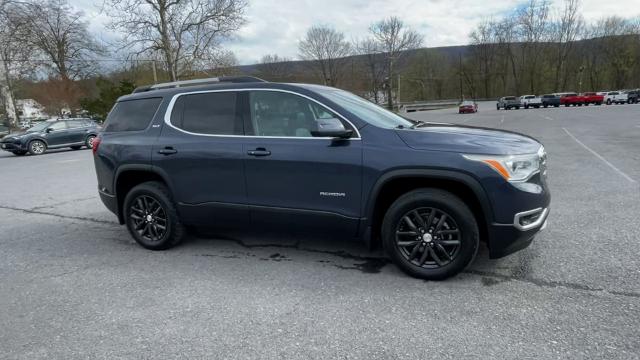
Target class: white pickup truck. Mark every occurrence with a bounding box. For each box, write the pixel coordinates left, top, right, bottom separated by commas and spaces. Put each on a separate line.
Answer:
604, 91, 628, 105
520, 95, 542, 109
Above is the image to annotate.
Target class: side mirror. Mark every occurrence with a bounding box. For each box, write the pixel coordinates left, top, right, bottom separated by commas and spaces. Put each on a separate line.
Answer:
311, 117, 353, 139
46, 128, 53, 133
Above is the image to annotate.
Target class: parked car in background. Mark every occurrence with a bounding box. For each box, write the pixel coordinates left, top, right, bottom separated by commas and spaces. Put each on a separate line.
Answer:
18, 121, 32, 130
520, 95, 542, 109
0, 118, 100, 156
540, 94, 560, 108
604, 91, 628, 105
458, 100, 478, 114
581, 92, 604, 105
497, 96, 521, 110
558, 93, 584, 107
93, 77, 550, 280
623, 90, 638, 104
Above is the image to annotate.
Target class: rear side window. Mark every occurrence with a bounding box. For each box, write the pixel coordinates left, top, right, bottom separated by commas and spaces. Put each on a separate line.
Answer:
170, 92, 241, 135
104, 98, 162, 132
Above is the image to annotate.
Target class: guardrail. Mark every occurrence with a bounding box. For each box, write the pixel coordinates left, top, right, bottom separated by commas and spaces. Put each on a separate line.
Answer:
399, 100, 460, 113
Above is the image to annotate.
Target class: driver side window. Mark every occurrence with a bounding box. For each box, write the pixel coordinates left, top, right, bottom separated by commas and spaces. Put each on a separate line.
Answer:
248, 91, 345, 137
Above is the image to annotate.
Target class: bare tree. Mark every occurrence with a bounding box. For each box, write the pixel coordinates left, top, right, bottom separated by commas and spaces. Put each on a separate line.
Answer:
18, 0, 103, 81
104, 0, 247, 82
549, 0, 583, 91
370, 16, 423, 109
517, 0, 550, 94
470, 20, 498, 98
298, 25, 351, 86
353, 38, 385, 103
1, 0, 45, 127
257, 54, 292, 81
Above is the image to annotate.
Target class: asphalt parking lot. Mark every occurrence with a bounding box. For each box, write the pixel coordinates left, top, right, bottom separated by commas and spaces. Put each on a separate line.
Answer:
1, 102, 639, 359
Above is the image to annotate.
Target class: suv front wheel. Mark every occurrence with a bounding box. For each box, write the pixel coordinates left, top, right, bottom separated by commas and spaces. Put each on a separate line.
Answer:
381, 189, 479, 280
123, 181, 185, 250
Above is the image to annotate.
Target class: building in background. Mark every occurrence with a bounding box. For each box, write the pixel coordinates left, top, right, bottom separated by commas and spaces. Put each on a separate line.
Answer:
16, 99, 48, 120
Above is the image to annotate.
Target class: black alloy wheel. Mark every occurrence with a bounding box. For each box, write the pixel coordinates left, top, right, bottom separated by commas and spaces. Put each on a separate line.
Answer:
382, 188, 479, 280
395, 207, 461, 269
123, 181, 185, 250
129, 195, 168, 243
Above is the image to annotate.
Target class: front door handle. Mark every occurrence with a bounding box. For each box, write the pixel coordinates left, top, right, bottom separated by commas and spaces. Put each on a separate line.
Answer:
247, 148, 271, 157
158, 147, 178, 155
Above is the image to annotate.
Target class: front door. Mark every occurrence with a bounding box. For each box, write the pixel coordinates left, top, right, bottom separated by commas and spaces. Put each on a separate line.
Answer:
242, 90, 363, 236
44, 121, 69, 146
152, 90, 248, 229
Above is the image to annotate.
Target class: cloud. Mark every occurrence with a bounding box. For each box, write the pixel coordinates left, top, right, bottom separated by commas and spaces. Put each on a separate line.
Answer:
69, 0, 640, 65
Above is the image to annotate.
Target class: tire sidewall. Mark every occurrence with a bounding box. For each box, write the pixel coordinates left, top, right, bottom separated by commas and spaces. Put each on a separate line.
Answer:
382, 190, 479, 280
28, 140, 46, 155
86, 135, 96, 148
123, 182, 180, 250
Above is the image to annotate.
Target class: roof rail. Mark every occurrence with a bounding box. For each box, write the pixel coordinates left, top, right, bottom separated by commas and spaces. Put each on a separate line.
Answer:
132, 76, 267, 93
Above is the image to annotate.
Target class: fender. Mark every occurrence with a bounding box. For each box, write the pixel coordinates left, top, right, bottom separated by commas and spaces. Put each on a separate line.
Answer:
113, 164, 176, 223
360, 168, 494, 244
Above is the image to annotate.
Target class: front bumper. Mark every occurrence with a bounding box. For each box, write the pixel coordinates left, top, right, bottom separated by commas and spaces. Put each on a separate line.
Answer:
0, 141, 26, 152
488, 207, 549, 259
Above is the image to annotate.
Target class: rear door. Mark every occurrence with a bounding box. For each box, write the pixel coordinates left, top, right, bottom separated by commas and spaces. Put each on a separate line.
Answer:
65, 120, 88, 143
152, 90, 248, 229
241, 90, 363, 236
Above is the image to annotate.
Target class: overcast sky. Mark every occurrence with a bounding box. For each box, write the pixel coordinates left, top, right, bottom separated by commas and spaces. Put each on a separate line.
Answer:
71, 0, 639, 65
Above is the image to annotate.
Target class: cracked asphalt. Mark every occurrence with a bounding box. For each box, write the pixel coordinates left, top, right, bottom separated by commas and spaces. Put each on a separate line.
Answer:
1, 102, 639, 359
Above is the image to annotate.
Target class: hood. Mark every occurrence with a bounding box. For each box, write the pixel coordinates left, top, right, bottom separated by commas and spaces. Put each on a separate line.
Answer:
396, 123, 542, 155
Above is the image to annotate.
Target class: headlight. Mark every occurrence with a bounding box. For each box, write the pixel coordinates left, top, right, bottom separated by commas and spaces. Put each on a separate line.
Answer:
464, 146, 545, 182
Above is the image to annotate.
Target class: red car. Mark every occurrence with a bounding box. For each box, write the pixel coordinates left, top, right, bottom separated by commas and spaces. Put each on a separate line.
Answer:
458, 101, 478, 113
581, 92, 604, 105
559, 93, 585, 106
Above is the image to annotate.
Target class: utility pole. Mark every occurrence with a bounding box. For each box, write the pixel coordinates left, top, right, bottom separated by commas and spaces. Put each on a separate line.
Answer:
458, 53, 463, 102
152, 60, 158, 84
0, 58, 18, 128
397, 74, 401, 107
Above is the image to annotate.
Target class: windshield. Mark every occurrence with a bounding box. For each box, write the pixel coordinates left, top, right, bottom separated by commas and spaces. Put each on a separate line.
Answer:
318, 89, 413, 129
27, 122, 50, 133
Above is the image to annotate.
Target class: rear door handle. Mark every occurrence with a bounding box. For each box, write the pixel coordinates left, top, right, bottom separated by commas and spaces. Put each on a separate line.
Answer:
158, 147, 178, 155
247, 148, 271, 157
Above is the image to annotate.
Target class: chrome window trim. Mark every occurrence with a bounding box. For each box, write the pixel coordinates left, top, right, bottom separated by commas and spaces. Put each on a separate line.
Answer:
163, 88, 362, 140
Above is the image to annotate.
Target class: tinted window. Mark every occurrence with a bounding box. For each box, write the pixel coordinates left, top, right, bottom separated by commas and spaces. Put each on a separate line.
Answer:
49, 121, 67, 130
248, 91, 345, 137
504, 97, 516, 100
171, 92, 240, 135
104, 98, 162, 132
67, 120, 84, 128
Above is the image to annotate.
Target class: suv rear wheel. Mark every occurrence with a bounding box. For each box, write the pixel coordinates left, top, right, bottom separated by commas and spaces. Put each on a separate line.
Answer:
381, 189, 479, 280
123, 181, 185, 250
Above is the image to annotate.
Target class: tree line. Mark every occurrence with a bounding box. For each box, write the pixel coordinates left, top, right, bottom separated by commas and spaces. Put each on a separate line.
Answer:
1, 0, 639, 126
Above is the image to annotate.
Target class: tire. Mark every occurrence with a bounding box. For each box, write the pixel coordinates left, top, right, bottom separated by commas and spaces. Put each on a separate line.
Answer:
12, 150, 27, 156
496, 104, 500, 110
381, 189, 479, 280
123, 181, 185, 250
606, 99, 612, 105
515, 106, 520, 110
534, 105, 539, 109
70, 145, 82, 150
543, 104, 548, 108
28, 140, 47, 155
565, 104, 569, 107
524, 104, 529, 109
584, 103, 589, 106
85, 135, 96, 149
554, 104, 559, 107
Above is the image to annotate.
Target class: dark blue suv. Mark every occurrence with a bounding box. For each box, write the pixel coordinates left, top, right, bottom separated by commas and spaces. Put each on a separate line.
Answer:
93, 77, 550, 280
